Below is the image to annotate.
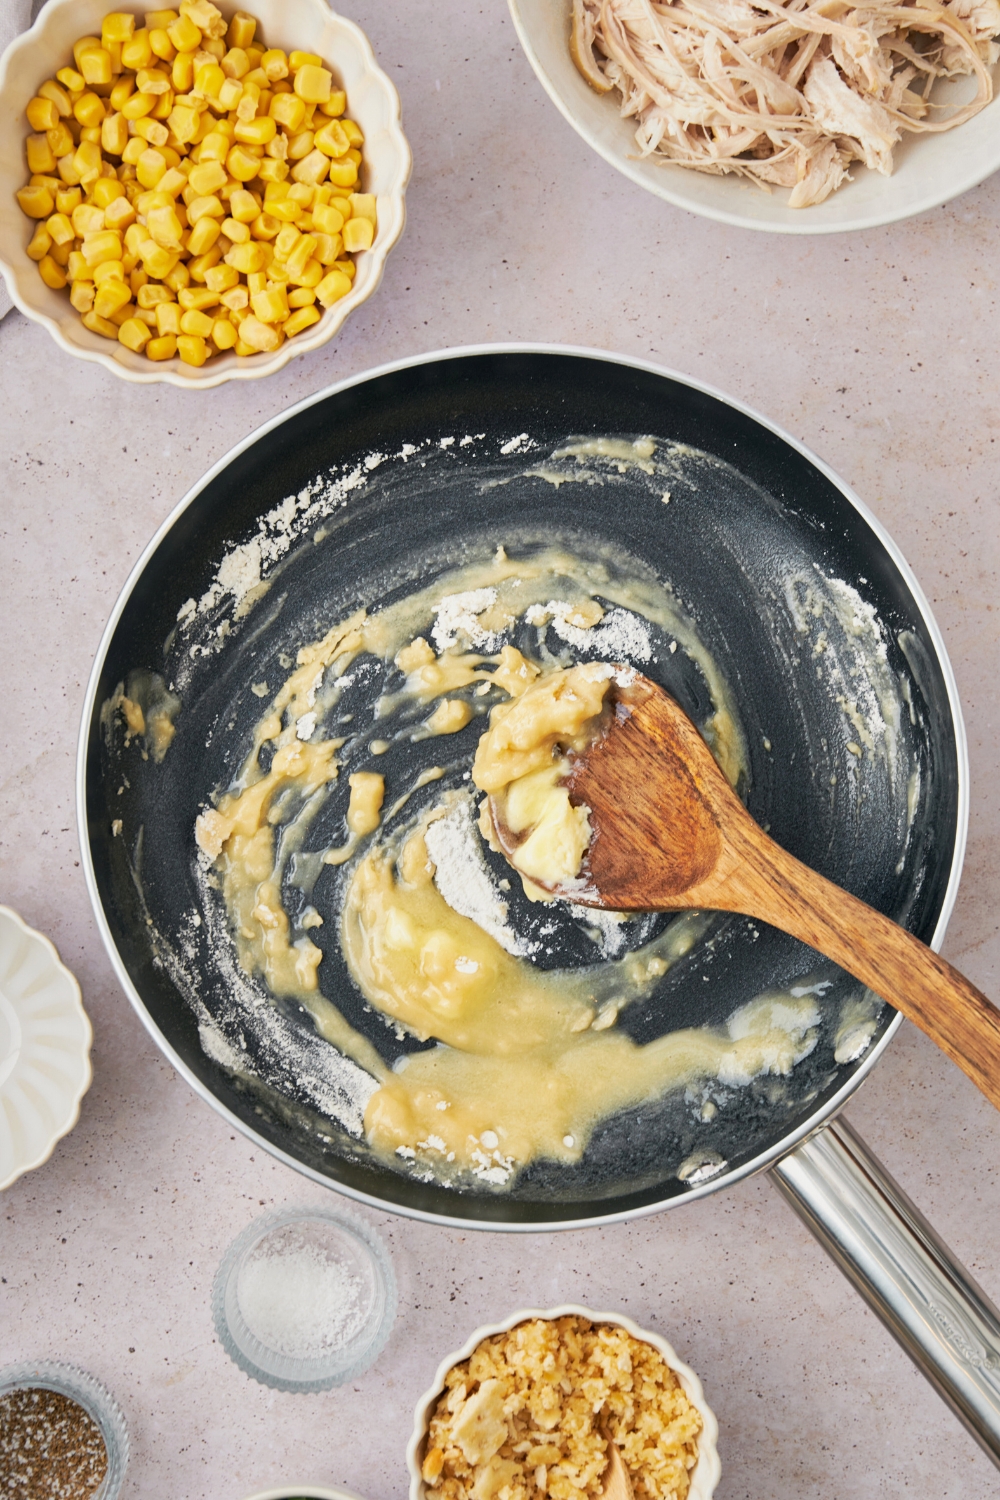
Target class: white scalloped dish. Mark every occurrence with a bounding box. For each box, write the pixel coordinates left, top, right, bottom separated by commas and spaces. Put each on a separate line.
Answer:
0, 0, 410, 386
0, 905, 92, 1191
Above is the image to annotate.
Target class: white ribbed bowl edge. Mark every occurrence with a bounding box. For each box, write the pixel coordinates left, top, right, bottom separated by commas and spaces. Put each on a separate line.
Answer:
406, 1304, 721, 1500
0, 0, 411, 385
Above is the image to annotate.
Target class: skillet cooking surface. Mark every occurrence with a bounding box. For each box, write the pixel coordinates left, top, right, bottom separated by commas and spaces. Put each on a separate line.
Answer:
83, 350, 960, 1225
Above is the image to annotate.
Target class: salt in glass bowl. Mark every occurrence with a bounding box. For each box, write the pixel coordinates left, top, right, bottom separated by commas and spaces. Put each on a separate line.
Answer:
213, 1204, 397, 1392
0, 1358, 129, 1500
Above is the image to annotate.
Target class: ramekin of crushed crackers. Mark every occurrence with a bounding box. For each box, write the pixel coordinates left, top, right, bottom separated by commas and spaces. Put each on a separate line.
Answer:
407, 1307, 721, 1500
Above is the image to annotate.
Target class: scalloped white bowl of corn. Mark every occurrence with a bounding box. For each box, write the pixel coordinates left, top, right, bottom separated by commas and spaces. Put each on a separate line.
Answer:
0, 0, 410, 385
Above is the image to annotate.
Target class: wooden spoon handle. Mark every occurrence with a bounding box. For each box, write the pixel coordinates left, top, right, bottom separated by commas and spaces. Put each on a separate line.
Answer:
724, 828, 1000, 1111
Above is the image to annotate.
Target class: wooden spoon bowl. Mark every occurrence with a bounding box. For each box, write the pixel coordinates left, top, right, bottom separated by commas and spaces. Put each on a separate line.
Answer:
490, 671, 1000, 1111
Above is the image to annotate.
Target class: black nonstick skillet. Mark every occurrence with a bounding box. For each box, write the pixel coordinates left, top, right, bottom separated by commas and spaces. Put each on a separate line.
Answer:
78, 347, 1000, 1462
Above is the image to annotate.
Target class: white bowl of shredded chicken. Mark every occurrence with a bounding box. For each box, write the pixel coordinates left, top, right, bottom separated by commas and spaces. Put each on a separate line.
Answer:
509, 0, 1000, 230
408, 1307, 721, 1500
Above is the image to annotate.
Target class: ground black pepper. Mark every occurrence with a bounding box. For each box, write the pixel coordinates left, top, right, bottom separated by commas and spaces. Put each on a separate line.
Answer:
0, 1387, 108, 1499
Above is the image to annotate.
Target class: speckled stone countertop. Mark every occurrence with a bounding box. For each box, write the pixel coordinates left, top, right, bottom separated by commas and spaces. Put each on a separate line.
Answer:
2, 4, 999, 1497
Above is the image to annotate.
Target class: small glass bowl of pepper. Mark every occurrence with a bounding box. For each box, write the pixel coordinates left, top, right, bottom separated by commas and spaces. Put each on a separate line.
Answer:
0, 1359, 128, 1500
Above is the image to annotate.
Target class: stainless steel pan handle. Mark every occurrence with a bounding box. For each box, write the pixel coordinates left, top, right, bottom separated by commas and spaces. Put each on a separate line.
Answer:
772, 1117, 1000, 1466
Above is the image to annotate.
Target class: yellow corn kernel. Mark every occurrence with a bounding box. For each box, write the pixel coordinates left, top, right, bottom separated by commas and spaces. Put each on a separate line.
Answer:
219, 215, 249, 243
166, 102, 200, 142
46, 121, 75, 159
250, 211, 280, 240
178, 285, 218, 310
26, 225, 52, 261
286, 285, 316, 309
226, 145, 260, 182
292, 257, 321, 288
318, 89, 347, 118
146, 332, 177, 358
235, 81, 260, 122
287, 182, 314, 207
273, 222, 299, 259
178, 306, 213, 336
266, 93, 304, 134
260, 47, 288, 81
69, 279, 95, 311
325, 157, 357, 189
38, 254, 68, 289
135, 66, 170, 96
119, 28, 152, 69
48, 239, 72, 267
135, 148, 166, 188
208, 316, 235, 349
237, 314, 280, 351
293, 64, 332, 105
103, 199, 135, 240
314, 119, 349, 159
219, 283, 248, 311
157, 166, 186, 196
93, 258, 125, 286
193, 61, 225, 99
38, 79, 73, 118
149, 27, 176, 62
154, 300, 182, 334
343, 216, 373, 253
233, 337, 254, 355
176, 332, 208, 365
287, 50, 322, 74
234, 116, 275, 147
146, 9, 181, 28
26, 135, 57, 175
187, 246, 221, 280
220, 46, 249, 80
311, 200, 345, 237
91, 176, 123, 210
211, 76, 238, 111
101, 12, 136, 45
99, 113, 127, 155
27, 96, 60, 132
78, 232, 120, 268
56, 152, 83, 185
79, 126, 104, 146
186, 215, 220, 255
333, 257, 355, 280
311, 231, 339, 265
134, 115, 169, 145
120, 139, 144, 167
78, 47, 113, 86
161, 258, 189, 291
256, 158, 288, 184
224, 239, 265, 273
265, 198, 299, 223
250, 285, 288, 323
263, 179, 290, 203
167, 13, 201, 51
187, 158, 227, 196
57, 64, 86, 92
187, 193, 224, 222
204, 261, 239, 291
116, 316, 151, 352
129, 264, 149, 293
315, 267, 351, 306
148, 204, 184, 246
347, 191, 375, 225
139, 240, 178, 277
337, 119, 362, 149
197, 129, 230, 162
66, 249, 89, 279
286, 129, 314, 162
284, 232, 316, 280
55, 184, 82, 213
246, 269, 267, 294
171, 51, 195, 91
283, 303, 320, 337
122, 90, 157, 120
43, 211, 73, 247
291, 149, 329, 187
94, 278, 132, 318
136, 281, 171, 307
82, 309, 119, 339
109, 75, 135, 109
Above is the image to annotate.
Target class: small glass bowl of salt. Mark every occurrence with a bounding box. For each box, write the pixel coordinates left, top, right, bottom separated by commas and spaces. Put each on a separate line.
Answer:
213, 1205, 397, 1392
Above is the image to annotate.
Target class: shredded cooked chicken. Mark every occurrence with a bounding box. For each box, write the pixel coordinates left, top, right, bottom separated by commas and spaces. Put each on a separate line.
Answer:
571, 0, 1000, 205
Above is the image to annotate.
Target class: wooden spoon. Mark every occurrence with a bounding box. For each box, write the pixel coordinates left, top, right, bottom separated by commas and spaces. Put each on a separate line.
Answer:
490, 671, 1000, 1111
601, 1424, 634, 1500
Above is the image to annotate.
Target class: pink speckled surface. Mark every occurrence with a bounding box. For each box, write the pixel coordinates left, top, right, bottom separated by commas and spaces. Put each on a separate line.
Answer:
2, 3, 999, 1498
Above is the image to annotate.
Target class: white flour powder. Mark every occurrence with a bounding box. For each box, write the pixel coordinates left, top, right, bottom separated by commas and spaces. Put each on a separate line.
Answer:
424, 798, 536, 957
